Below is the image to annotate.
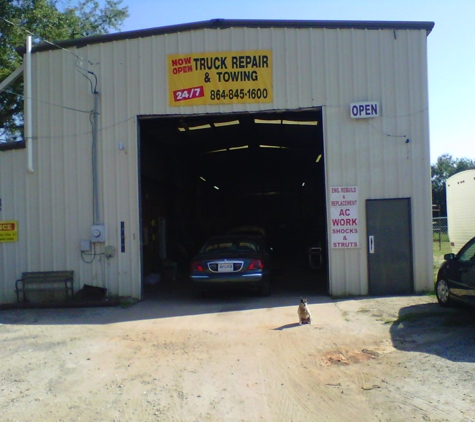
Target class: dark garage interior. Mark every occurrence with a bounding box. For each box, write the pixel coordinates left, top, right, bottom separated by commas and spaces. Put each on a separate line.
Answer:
139, 109, 328, 295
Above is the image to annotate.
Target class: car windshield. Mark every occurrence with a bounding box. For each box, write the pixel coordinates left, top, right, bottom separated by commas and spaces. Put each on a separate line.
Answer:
458, 239, 475, 262
202, 238, 259, 253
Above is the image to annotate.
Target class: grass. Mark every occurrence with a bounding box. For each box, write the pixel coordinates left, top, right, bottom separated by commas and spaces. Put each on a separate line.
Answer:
433, 240, 452, 255
433, 240, 453, 282
432, 232, 450, 243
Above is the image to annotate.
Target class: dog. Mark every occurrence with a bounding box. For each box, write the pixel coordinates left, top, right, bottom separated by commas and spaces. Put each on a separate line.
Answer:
297, 297, 312, 325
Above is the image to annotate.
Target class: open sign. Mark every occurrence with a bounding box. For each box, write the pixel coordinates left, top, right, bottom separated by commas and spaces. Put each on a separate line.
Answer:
350, 102, 379, 119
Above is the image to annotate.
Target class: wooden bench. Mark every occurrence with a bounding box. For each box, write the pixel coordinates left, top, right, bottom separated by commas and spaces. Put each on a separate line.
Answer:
15, 271, 74, 303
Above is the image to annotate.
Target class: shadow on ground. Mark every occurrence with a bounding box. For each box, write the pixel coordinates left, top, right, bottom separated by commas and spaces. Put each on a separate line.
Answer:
0, 269, 330, 326
389, 301, 475, 363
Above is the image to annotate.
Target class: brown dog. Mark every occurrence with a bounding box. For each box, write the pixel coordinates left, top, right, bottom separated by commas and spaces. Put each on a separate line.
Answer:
298, 297, 312, 325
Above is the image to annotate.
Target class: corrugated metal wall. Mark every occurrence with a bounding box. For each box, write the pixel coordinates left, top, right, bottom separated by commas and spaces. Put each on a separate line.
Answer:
0, 25, 433, 302
446, 170, 475, 253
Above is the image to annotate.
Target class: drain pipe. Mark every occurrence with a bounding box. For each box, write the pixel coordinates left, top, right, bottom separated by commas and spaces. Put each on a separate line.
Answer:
25, 35, 34, 173
92, 90, 100, 224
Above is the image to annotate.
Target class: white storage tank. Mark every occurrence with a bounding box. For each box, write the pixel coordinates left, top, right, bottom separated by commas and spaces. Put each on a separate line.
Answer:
446, 169, 475, 252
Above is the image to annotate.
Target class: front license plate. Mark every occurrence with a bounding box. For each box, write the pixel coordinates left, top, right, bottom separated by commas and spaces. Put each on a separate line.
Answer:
218, 263, 233, 272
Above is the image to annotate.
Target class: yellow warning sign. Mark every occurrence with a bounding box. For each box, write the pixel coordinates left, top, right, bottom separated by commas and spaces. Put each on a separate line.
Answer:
0, 220, 18, 243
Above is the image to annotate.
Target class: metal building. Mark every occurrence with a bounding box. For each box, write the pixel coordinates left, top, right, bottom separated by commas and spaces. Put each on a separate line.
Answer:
0, 19, 435, 303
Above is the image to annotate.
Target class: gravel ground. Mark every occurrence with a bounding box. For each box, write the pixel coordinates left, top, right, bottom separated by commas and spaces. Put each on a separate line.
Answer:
1, 291, 474, 422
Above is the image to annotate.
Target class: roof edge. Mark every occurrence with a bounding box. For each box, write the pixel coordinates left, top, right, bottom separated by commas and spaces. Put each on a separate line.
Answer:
16, 18, 435, 55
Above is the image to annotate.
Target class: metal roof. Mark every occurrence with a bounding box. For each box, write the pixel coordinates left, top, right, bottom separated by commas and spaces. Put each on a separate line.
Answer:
18, 18, 434, 54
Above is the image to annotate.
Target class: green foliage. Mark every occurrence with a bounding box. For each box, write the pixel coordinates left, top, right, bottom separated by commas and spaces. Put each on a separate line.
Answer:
433, 241, 452, 282
74, 0, 129, 36
431, 154, 475, 215
0, 0, 129, 142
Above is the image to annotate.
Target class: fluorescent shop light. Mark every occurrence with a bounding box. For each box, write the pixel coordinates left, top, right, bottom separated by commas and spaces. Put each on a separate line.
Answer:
255, 119, 281, 124
207, 148, 227, 154
259, 145, 288, 149
282, 120, 318, 125
255, 119, 318, 125
189, 124, 211, 131
214, 120, 240, 127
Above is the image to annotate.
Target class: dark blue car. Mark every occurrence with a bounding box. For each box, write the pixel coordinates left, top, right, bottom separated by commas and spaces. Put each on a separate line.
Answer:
435, 236, 475, 307
189, 234, 272, 296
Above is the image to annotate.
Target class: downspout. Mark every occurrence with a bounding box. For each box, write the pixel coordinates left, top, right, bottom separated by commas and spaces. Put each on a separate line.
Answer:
25, 35, 34, 173
92, 90, 100, 224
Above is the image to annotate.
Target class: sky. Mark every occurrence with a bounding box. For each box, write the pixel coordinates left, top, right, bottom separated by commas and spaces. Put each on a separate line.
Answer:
117, 0, 474, 164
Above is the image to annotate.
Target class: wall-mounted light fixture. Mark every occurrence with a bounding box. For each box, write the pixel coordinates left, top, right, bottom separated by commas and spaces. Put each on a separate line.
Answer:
255, 119, 318, 125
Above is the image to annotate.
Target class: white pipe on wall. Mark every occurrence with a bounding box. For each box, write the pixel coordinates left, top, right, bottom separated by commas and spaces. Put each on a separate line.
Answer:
25, 35, 34, 173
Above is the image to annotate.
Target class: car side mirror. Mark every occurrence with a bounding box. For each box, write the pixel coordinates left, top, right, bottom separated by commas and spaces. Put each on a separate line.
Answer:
443, 253, 455, 260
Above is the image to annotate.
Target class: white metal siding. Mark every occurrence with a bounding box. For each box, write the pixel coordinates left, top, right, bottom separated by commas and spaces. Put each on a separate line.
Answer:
321, 29, 432, 294
446, 170, 475, 253
0, 24, 433, 302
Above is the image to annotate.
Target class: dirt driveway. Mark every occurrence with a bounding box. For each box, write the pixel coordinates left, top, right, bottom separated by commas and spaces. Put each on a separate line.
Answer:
1, 289, 475, 422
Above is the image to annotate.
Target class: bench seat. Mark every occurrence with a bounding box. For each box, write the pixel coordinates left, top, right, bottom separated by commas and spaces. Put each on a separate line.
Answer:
15, 271, 74, 303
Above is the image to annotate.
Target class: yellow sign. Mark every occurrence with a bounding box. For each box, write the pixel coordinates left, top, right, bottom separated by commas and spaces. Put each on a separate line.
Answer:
0, 220, 18, 242
168, 50, 273, 106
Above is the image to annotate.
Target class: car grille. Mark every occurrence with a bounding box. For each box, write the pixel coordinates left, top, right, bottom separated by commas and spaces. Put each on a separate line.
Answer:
208, 261, 244, 272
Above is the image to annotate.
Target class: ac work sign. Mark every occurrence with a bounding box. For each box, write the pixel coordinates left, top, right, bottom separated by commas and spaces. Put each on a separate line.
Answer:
167, 50, 273, 106
330, 186, 359, 248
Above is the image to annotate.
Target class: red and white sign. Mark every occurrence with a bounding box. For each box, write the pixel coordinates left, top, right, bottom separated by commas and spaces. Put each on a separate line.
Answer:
330, 186, 359, 248
173, 86, 205, 102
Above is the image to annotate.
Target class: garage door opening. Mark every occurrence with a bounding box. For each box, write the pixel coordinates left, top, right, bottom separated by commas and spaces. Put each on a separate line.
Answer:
138, 109, 328, 296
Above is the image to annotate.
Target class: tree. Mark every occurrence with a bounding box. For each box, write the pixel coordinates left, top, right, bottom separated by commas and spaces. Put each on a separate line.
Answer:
431, 154, 475, 216
0, 0, 129, 143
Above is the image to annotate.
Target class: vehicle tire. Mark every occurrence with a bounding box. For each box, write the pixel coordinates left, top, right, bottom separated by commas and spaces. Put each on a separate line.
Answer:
436, 279, 451, 307
259, 280, 271, 297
